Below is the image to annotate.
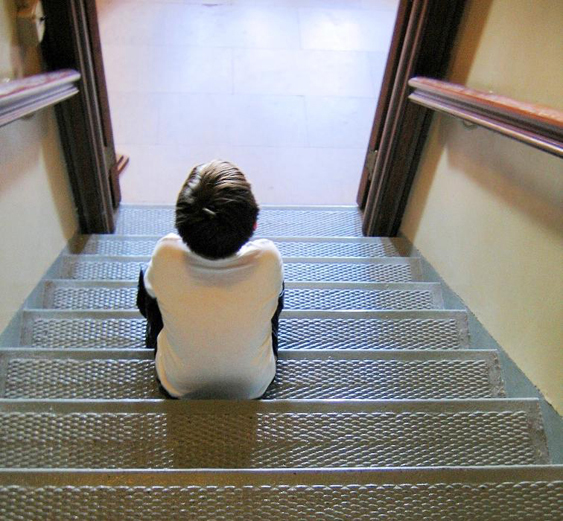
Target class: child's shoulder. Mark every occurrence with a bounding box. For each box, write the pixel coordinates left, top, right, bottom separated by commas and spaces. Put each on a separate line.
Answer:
246, 238, 281, 257
243, 239, 282, 269
152, 233, 186, 256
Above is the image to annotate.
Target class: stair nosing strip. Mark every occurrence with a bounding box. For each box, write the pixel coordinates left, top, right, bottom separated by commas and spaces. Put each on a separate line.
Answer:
74, 235, 410, 243
0, 397, 542, 413
0, 348, 498, 361
118, 204, 360, 211
0, 465, 561, 486
60, 254, 419, 265
40, 280, 442, 289
21, 309, 467, 321
22, 308, 467, 318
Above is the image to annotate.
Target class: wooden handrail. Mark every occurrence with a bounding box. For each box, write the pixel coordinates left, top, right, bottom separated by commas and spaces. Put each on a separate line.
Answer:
0, 69, 80, 128
408, 77, 563, 157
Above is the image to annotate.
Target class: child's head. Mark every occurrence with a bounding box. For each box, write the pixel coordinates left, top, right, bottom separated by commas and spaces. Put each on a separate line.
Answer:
175, 160, 259, 259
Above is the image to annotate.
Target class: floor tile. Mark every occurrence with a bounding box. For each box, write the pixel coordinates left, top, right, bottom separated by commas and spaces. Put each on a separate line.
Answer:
298, 7, 396, 52
98, 0, 395, 204
305, 96, 377, 148
161, 4, 301, 49
158, 94, 307, 147
300, 50, 377, 97
231, 146, 365, 204
229, 95, 308, 147
234, 49, 376, 97
97, 1, 166, 46
174, 47, 234, 93
102, 45, 233, 94
102, 45, 177, 93
117, 144, 236, 203
118, 145, 365, 204
367, 49, 389, 95
109, 92, 161, 145
233, 0, 371, 8
158, 94, 234, 146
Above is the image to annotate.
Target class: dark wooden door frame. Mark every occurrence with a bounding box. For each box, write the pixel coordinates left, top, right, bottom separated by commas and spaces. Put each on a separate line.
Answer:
42, 0, 119, 234
358, 0, 466, 237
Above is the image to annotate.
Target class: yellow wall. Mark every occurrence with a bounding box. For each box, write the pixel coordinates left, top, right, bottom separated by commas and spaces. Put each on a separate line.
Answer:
402, 0, 563, 412
0, 0, 78, 333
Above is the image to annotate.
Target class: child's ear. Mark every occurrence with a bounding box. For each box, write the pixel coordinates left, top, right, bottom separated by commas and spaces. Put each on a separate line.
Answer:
253, 221, 258, 231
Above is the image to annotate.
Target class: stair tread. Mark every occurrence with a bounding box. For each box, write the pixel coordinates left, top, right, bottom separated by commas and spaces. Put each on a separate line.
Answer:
3, 204, 559, 519
1, 467, 561, 521
115, 205, 364, 237
0, 400, 548, 469
21, 310, 469, 350
71, 235, 412, 258
0, 349, 504, 401
37, 281, 444, 311
57, 255, 423, 283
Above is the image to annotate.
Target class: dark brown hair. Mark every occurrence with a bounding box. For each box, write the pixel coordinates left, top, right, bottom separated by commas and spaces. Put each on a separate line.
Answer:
175, 160, 259, 259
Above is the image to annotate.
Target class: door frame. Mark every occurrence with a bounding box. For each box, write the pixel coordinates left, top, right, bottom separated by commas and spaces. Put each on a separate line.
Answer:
358, 0, 466, 237
42, 0, 119, 234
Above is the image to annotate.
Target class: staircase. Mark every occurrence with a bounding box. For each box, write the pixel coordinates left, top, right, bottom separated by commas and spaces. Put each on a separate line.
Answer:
0, 205, 561, 519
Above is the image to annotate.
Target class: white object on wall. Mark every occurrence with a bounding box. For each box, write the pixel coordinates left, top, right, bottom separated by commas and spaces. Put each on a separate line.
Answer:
17, 0, 45, 47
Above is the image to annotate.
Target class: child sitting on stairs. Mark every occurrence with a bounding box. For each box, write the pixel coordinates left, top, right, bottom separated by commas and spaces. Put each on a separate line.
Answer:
136, 160, 284, 399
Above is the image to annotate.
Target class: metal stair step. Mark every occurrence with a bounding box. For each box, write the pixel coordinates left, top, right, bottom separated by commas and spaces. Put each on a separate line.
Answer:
115, 205, 364, 237
2, 205, 559, 521
0, 400, 548, 469
1, 467, 561, 521
56, 255, 423, 283
20, 310, 469, 350
33, 281, 444, 311
71, 235, 412, 258
0, 349, 504, 401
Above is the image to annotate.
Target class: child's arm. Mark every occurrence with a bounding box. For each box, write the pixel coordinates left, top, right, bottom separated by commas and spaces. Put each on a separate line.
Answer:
136, 265, 163, 350
270, 282, 285, 359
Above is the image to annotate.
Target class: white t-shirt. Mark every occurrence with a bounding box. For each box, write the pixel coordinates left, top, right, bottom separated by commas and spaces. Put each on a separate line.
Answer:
144, 233, 284, 399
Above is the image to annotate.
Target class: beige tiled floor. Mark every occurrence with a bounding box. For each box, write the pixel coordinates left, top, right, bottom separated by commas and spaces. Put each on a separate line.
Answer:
97, 0, 398, 204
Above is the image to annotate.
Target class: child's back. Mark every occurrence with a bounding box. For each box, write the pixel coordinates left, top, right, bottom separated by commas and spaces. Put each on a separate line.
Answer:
140, 161, 284, 399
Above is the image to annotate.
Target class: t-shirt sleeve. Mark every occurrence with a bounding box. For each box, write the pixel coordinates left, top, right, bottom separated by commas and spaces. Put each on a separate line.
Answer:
143, 234, 178, 299
143, 259, 157, 299
275, 246, 284, 293
263, 239, 284, 293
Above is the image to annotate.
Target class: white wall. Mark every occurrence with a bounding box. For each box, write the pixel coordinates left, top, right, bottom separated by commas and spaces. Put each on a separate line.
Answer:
401, 0, 563, 412
0, 0, 78, 333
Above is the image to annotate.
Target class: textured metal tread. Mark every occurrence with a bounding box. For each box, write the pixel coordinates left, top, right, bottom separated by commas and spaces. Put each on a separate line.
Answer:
116, 205, 364, 237
57, 255, 423, 283
36, 281, 444, 311
20, 310, 469, 350
1, 467, 561, 521
0, 349, 504, 400
71, 235, 412, 258
0, 400, 548, 469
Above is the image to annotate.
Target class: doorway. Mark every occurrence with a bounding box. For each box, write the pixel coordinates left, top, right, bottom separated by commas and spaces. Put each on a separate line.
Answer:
95, 0, 399, 205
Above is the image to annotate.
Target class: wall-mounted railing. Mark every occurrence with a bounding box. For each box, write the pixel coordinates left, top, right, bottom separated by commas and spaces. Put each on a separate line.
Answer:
408, 77, 563, 158
0, 69, 80, 128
